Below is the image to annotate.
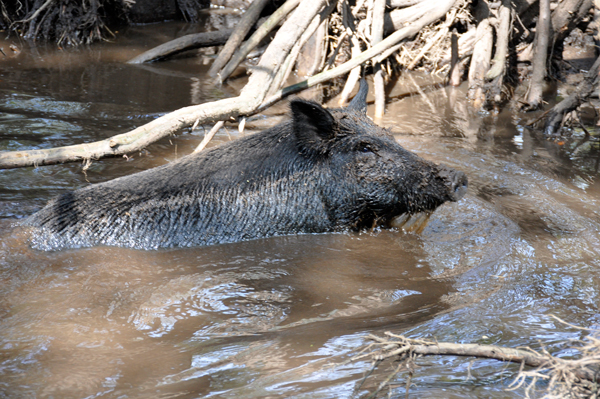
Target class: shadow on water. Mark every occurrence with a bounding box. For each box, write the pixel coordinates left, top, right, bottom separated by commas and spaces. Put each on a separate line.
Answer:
1, 22, 600, 398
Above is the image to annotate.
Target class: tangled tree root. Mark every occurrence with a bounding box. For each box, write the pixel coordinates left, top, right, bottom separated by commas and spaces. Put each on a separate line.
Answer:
0, 0, 132, 46
542, 55, 600, 136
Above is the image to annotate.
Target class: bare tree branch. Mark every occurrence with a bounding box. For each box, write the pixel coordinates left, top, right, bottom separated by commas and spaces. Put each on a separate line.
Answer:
127, 29, 232, 64
207, 0, 271, 79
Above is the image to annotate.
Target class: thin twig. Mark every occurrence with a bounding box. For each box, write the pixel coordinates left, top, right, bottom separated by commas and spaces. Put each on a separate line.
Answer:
193, 121, 224, 153
11, 0, 53, 25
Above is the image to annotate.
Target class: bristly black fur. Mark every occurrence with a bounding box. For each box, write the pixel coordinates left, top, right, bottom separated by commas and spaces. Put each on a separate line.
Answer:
26, 80, 467, 250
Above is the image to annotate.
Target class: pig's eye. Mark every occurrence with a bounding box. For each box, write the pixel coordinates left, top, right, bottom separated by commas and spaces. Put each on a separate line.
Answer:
357, 143, 375, 153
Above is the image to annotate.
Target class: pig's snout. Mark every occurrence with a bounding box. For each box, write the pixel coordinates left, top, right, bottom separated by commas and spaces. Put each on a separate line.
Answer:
438, 165, 468, 202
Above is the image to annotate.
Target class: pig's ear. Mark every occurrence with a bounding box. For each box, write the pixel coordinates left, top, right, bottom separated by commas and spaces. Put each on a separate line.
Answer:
290, 99, 336, 154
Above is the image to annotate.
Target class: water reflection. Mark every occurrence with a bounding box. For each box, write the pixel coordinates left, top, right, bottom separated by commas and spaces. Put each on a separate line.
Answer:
0, 23, 599, 398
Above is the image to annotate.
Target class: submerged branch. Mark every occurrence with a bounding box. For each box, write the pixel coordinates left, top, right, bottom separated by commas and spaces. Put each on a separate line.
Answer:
358, 331, 600, 397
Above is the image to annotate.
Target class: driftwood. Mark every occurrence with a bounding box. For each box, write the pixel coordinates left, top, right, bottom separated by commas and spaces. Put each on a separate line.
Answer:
266, 1, 337, 99
127, 29, 232, 64
407, 15, 451, 70
259, 0, 458, 111
295, 12, 328, 78
218, 0, 301, 82
361, 334, 598, 383
387, 0, 423, 7
354, 326, 600, 398
384, 0, 442, 34
193, 121, 225, 153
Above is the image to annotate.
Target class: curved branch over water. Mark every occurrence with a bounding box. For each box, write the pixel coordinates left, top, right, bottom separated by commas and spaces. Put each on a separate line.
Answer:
0, 0, 458, 169
127, 29, 233, 64
0, 0, 329, 169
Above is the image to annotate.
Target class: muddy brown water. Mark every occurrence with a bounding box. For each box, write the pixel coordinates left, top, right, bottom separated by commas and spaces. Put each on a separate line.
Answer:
1, 22, 600, 398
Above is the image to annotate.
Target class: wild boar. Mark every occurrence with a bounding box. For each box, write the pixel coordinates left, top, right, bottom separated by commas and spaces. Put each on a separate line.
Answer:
26, 81, 467, 250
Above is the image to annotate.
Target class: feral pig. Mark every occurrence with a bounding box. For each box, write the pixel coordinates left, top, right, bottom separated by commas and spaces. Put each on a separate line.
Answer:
26, 81, 467, 250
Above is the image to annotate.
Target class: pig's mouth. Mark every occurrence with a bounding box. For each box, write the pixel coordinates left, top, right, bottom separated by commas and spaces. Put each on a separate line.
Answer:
390, 211, 433, 234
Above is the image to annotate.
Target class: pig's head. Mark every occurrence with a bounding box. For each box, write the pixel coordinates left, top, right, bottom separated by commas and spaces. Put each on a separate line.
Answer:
290, 80, 467, 230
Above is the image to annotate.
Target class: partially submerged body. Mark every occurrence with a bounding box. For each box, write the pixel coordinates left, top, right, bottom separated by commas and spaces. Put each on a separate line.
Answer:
26, 82, 467, 250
